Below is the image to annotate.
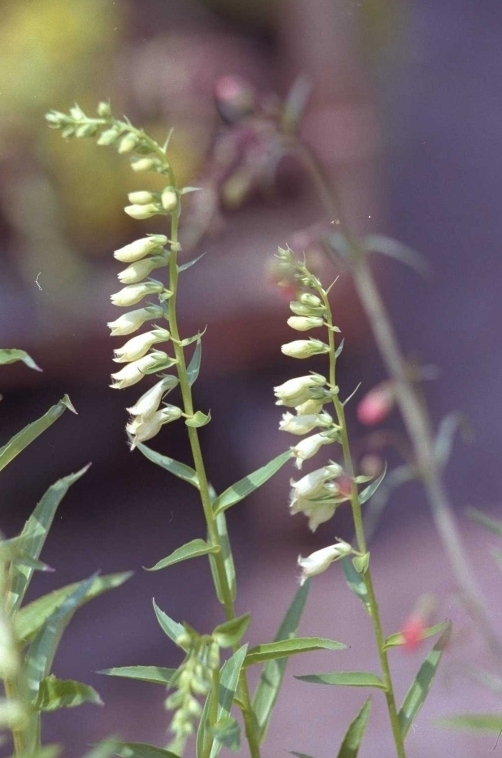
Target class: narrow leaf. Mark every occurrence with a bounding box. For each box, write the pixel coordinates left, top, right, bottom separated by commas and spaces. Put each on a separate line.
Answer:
152, 600, 186, 647
358, 463, 387, 505
213, 450, 292, 515
245, 637, 345, 667
0, 395, 77, 473
296, 672, 385, 689
336, 698, 372, 758
15, 572, 132, 644
208, 511, 236, 603
99, 665, 175, 686
209, 645, 248, 758
341, 558, 371, 615
253, 580, 310, 743
398, 623, 452, 739
178, 252, 206, 271
208, 715, 240, 751
383, 621, 449, 651
187, 338, 202, 386
213, 614, 250, 648
145, 539, 219, 571
437, 713, 502, 732
34, 674, 102, 711
0, 348, 42, 371
137, 444, 199, 489
115, 744, 180, 758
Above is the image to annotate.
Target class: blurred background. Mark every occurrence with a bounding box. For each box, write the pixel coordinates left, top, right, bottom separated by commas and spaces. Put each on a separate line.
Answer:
1, 0, 502, 755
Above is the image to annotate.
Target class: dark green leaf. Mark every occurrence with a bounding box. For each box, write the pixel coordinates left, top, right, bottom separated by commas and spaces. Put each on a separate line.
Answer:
296, 672, 385, 689
152, 600, 186, 647
213, 614, 250, 648
145, 539, 219, 571
15, 572, 132, 644
115, 743, 180, 758
398, 623, 451, 739
253, 580, 310, 744
209, 645, 248, 758
137, 444, 199, 488
34, 675, 102, 711
213, 450, 292, 515
0, 395, 77, 473
383, 621, 449, 651
245, 637, 345, 667
187, 338, 202, 387
7, 466, 90, 613
341, 558, 371, 615
336, 698, 372, 758
208, 715, 240, 751
437, 713, 502, 732
0, 348, 42, 371
358, 463, 387, 505
99, 665, 175, 686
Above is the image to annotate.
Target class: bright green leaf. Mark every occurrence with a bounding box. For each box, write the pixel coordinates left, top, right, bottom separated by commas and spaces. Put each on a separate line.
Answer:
336, 698, 372, 757
187, 338, 202, 386
213, 450, 292, 515
383, 621, 449, 651
0, 348, 42, 371
185, 410, 211, 428
358, 463, 387, 505
245, 637, 345, 667
213, 614, 250, 648
398, 623, 452, 739
296, 672, 385, 689
253, 580, 310, 744
145, 539, 219, 571
137, 444, 199, 489
34, 674, 102, 711
99, 665, 175, 686
341, 558, 371, 615
0, 395, 77, 473
437, 713, 502, 732
152, 600, 186, 647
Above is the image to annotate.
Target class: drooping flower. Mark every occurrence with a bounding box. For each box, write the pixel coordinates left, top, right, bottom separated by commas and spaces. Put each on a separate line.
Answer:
297, 541, 352, 584
113, 235, 167, 263
117, 254, 168, 284
124, 203, 161, 220
126, 376, 179, 417
290, 431, 335, 469
110, 281, 164, 307
281, 339, 329, 360
286, 316, 324, 332
274, 374, 326, 407
110, 351, 169, 389
127, 405, 182, 449
279, 410, 333, 435
290, 464, 344, 500
113, 329, 170, 363
107, 305, 164, 336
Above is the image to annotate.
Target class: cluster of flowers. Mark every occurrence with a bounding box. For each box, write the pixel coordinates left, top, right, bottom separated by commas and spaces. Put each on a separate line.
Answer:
107, 234, 182, 450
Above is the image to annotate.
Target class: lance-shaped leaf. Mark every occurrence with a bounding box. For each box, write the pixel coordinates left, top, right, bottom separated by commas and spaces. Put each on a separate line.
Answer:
209, 645, 247, 758
253, 580, 310, 744
437, 713, 502, 732
208, 511, 236, 603
152, 600, 186, 648
244, 637, 345, 667
137, 444, 200, 489
0, 395, 76, 473
208, 715, 240, 752
341, 558, 371, 615
187, 337, 202, 386
33, 674, 102, 712
213, 614, 250, 648
213, 450, 292, 516
358, 463, 387, 505
15, 572, 132, 644
0, 348, 42, 371
296, 672, 385, 690
0, 529, 53, 573
336, 698, 372, 758
178, 252, 206, 272
99, 665, 175, 686
115, 744, 180, 758
145, 539, 220, 571
383, 621, 449, 651
398, 623, 452, 739
7, 466, 90, 613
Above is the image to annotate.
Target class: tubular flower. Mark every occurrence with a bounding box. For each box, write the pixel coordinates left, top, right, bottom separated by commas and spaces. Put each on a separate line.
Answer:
124, 203, 161, 220
286, 316, 324, 332
126, 376, 179, 417
110, 351, 169, 389
279, 410, 333, 435
127, 405, 182, 449
107, 305, 164, 336
114, 235, 168, 263
298, 541, 352, 584
290, 432, 335, 469
117, 254, 168, 284
274, 374, 326, 407
290, 464, 344, 501
290, 498, 337, 532
110, 281, 164, 307
127, 190, 156, 205
294, 398, 327, 416
113, 329, 170, 363
281, 339, 329, 359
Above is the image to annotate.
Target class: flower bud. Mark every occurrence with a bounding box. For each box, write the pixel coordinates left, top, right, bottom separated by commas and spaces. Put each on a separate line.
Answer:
356, 382, 395, 426
97, 127, 121, 146
274, 374, 326, 407
110, 281, 164, 307
113, 328, 170, 363
279, 410, 333, 435
124, 203, 161, 220
97, 101, 112, 117
118, 133, 139, 153
110, 351, 168, 389
298, 541, 352, 584
131, 157, 157, 172
107, 305, 164, 336
161, 187, 178, 211
114, 235, 168, 263
290, 463, 344, 500
117, 254, 168, 284
299, 293, 323, 308
126, 375, 179, 417
290, 431, 334, 469
127, 191, 155, 205
287, 316, 324, 332
281, 339, 329, 359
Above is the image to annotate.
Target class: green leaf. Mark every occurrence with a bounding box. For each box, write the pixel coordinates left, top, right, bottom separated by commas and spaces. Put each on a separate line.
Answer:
152, 600, 186, 647
341, 558, 371, 615
296, 672, 385, 689
178, 253, 206, 271
466, 507, 502, 538
187, 338, 202, 386
99, 665, 175, 686
209, 645, 248, 758
80, 740, 120, 758
383, 621, 449, 651
336, 698, 372, 758
245, 637, 345, 667
213, 450, 292, 516
363, 234, 430, 277
0, 395, 77, 473
34, 674, 102, 711
208, 715, 240, 751
15, 572, 132, 644
358, 463, 387, 505
179, 328, 206, 348
145, 539, 219, 571
398, 623, 452, 739
352, 553, 370, 574
213, 614, 250, 648
185, 410, 211, 428
437, 713, 502, 732
137, 444, 200, 489
208, 511, 236, 604
115, 744, 180, 758
7, 466, 90, 613
0, 348, 42, 371
253, 580, 310, 744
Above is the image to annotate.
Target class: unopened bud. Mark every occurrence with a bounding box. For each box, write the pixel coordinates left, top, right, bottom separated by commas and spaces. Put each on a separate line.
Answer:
281, 339, 329, 359
161, 187, 178, 211
118, 133, 139, 154
128, 191, 155, 205
287, 316, 324, 332
124, 203, 161, 220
